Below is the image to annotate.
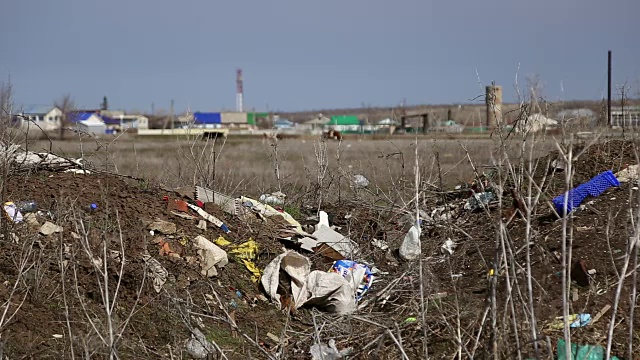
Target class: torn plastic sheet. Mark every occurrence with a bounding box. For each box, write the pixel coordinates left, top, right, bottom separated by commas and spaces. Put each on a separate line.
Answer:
261, 251, 357, 314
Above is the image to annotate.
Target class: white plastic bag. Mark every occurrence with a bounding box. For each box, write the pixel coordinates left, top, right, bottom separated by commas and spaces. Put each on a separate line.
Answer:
399, 223, 421, 260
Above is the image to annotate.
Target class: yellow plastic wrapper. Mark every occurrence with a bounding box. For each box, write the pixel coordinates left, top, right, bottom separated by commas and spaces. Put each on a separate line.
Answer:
215, 237, 262, 282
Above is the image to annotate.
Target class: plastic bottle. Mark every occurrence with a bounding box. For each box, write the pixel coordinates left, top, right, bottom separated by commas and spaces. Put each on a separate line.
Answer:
16, 200, 37, 213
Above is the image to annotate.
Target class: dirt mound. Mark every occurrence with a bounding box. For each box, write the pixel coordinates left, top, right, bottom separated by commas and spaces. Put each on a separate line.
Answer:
0, 139, 638, 359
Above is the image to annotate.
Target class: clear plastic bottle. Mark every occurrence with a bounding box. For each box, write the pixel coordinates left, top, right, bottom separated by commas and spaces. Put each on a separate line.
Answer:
16, 200, 37, 213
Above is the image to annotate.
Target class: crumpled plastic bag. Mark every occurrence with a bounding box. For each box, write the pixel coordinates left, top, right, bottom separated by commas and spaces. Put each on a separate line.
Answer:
399, 223, 421, 261
142, 254, 168, 293
193, 235, 228, 277
310, 339, 344, 360
185, 328, 217, 359
261, 251, 357, 314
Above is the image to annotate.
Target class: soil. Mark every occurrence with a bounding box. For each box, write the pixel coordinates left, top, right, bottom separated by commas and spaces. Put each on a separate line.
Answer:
0, 139, 638, 359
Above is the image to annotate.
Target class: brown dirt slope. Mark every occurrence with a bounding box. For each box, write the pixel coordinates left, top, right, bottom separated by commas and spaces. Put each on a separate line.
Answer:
0, 139, 638, 359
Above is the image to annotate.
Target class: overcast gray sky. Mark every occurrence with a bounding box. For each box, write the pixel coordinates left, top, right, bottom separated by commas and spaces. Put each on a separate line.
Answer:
1, 0, 639, 112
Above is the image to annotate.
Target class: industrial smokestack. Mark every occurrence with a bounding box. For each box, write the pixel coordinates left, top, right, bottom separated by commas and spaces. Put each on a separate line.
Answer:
236, 69, 244, 112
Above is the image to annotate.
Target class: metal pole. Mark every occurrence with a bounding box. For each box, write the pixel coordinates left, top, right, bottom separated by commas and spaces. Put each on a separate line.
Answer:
607, 50, 612, 127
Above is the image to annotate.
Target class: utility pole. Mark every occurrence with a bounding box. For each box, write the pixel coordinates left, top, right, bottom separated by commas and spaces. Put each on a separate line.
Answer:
607, 50, 612, 127
170, 99, 175, 129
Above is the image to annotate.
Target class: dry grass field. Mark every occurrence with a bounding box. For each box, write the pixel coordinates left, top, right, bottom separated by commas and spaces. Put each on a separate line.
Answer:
24, 133, 555, 202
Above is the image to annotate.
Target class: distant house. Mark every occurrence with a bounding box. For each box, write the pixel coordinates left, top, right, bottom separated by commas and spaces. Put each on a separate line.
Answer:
14, 105, 63, 132
329, 115, 363, 132
430, 120, 464, 133
611, 105, 640, 128
193, 112, 222, 128
514, 113, 558, 133
68, 112, 106, 135
102, 114, 149, 131
304, 115, 331, 129
274, 118, 295, 129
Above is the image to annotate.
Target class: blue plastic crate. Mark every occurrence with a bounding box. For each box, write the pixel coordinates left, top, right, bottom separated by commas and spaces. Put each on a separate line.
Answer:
552, 170, 620, 215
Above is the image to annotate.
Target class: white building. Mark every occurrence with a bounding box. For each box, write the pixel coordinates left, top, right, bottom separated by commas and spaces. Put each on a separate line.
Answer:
69, 112, 107, 136
14, 105, 63, 132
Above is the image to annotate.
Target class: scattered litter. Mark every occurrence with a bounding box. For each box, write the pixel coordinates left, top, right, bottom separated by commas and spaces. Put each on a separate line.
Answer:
166, 197, 189, 213
549, 313, 591, 329
171, 211, 196, 220
193, 235, 228, 277
23, 213, 40, 229
147, 219, 177, 235
371, 238, 389, 250
259, 191, 286, 205
399, 222, 421, 261
310, 339, 352, 360
440, 238, 457, 255
52, 334, 63, 339
195, 186, 236, 215
39, 221, 63, 236
587, 269, 596, 275
353, 174, 370, 188
464, 192, 495, 211
184, 328, 217, 359
266, 332, 280, 343
142, 254, 168, 293
615, 164, 639, 183
571, 259, 591, 287
551, 159, 566, 172
64, 169, 91, 174
299, 213, 359, 260
405, 317, 417, 323
186, 221, 202, 233
329, 260, 374, 300
575, 226, 592, 232
240, 196, 306, 234
16, 200, 37, 213
316, 211, 330, 230
557, 339, 621, 360
226, 239, 261, 282
187, 203, 230, 233
552, 170, 620, 215
3, 202, 23, 223
261, 251, 358, 314
591, 304, 611, 324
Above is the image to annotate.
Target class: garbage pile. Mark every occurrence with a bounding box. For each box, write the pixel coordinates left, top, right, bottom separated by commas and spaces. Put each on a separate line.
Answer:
1, 140, 639, 359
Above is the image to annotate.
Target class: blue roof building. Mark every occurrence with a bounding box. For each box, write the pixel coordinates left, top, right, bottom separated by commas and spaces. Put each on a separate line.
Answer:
194, 112, 222, 125
68, 112, 97, 123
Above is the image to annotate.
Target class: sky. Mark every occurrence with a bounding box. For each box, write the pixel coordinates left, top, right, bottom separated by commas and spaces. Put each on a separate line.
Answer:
1, 0, 639, 113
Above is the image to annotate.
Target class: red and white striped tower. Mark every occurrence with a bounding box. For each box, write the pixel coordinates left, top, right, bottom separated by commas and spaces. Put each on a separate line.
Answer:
236, 68, 244, 112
